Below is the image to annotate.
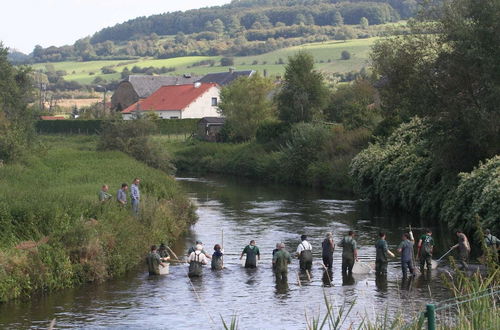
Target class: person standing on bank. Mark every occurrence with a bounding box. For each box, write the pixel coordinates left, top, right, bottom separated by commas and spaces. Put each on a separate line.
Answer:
296, 235, 313, 272
240, 240, 260, 268
339, 231, 358, 275
211, 244, 224, 270
322, 232, 335, 270
273, 242, 292, 282
397, 232, 416, 277
417, 229, 434, 272
117, 183, 128, 207
146, 245, 167, 275
375, 232, 395, 276
99, 185, 112, 203
188, 244, 208, 277
484, 229, 500, 262
452, 230, 471, 270
130, 178, 140, 215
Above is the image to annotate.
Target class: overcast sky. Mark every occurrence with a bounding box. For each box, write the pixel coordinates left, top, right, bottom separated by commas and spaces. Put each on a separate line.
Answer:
1, 0, 232, 54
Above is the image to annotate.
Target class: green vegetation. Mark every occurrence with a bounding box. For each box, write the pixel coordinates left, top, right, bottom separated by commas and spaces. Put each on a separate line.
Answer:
31, 38, 377, 85
0, 136, 196, 302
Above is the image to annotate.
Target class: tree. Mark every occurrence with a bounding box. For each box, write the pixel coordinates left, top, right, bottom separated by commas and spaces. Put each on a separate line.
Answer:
212, 19, 225, 35
341, 50, 351, 60
360, 17, 369, 29
218, 73, 276, 140
0, 43, 34, 162
324, 79, 380, 129
371, 0, 500, 172
277, 51, 329, 123
220, 57, 234, 66
333, 11, 344, 26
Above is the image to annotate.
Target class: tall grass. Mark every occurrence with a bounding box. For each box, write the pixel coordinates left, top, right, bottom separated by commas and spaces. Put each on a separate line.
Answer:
0, 135, 196, 302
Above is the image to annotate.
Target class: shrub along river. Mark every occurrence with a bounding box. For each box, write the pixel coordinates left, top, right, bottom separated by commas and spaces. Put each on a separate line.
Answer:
0, 175, 457, 329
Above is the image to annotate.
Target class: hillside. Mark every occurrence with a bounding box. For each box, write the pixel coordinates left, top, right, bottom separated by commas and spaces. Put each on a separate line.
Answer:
28, 0, 412, 64
32, 38, 376, 85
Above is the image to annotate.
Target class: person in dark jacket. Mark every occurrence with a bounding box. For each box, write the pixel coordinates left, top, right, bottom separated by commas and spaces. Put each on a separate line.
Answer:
397, 232, 416, 277
322, 232, 335, 270
146, 245, 166, 275
339, 231, 358, 275
211, 244, 224, 270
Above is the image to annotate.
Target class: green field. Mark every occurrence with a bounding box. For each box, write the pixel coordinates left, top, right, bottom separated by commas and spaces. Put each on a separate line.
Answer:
32, 38, 377, 84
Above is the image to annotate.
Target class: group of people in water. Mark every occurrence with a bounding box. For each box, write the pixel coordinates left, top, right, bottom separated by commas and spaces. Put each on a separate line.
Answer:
146, 228, 500, 282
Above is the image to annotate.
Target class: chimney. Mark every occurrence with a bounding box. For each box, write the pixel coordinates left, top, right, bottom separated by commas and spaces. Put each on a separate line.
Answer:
194, 82, 201, 88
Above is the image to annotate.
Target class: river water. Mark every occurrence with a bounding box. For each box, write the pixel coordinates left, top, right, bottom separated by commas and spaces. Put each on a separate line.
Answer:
0, 175, 455, 329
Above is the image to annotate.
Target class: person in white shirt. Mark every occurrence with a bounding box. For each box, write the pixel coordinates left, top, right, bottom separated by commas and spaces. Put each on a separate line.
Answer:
296, 235, 313, 272
188, 244, 208, 277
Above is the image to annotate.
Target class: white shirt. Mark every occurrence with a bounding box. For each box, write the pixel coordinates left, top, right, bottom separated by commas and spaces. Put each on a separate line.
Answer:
296, 240, 313, 254
188, 251, 208, 264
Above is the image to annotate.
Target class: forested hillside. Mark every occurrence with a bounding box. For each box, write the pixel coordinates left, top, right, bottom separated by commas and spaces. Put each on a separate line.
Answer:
27, 0, 414, 63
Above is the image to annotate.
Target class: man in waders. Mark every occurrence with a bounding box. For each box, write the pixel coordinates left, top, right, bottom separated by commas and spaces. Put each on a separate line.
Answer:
397, 232, 416, 278
484, 229, 500, 262
273, 243, 292, 282
322, 232, 335, 270
417, 229, 434, 272
375, 232, 395, 276
187, 241, 211, 259
146, 245, 167, 275
296, 235, 313, 272
452, 230, 471, 270
158, 243, 171, 261
188, 244, 208, 277
339, 231, 358, 275
240, 240, 260, 268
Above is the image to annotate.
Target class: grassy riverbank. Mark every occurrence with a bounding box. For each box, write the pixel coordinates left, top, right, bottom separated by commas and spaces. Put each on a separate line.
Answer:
0, 135, 196, 302
159, 124, 371, 193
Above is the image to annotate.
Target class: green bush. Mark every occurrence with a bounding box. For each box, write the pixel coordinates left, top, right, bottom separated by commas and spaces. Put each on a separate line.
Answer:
255, 121, 291, 145
442, 156, 500, 233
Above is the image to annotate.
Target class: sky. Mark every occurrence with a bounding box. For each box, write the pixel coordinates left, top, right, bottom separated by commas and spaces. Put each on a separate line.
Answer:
0, 0, 232, 54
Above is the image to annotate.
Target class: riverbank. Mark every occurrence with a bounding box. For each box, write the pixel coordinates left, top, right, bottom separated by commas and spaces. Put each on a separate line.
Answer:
159, 124, 371, 193
0, 135, 196, 302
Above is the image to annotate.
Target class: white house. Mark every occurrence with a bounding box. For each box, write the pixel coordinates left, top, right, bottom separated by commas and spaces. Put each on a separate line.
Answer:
121, 82, 221, 120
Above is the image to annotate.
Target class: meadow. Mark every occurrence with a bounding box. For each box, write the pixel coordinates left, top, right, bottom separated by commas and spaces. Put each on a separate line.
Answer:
32, 38, 377, 84
0, 135, 196, 302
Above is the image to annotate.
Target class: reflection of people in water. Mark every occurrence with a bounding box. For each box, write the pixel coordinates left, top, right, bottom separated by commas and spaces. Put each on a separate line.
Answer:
342, 272, 355, 286
375, 275, 388, 292
322, 269, 333, 287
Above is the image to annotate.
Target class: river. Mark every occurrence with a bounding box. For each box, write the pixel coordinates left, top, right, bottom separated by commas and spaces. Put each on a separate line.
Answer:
0, 175, 455, 329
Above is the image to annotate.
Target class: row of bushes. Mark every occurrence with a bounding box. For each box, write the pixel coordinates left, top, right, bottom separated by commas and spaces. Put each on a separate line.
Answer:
173, 122, 371, 193
349, 117, 500, 233
0, 136, 196, 302
35, 119, 199, 135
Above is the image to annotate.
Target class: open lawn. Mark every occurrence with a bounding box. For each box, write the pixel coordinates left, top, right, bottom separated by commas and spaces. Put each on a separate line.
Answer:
32, 38, 378, 84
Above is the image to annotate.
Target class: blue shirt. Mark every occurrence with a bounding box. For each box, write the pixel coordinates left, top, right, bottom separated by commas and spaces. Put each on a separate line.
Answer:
131, 184, 140, 200
117, 189, 127, 203
398, 240, 414, 261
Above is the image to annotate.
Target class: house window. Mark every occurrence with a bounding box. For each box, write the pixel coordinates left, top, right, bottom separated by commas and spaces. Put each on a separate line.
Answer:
170, 116, 179, 119
211, 97, 218, 106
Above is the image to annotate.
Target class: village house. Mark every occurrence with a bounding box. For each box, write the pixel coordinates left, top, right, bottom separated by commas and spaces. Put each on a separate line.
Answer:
111, 74, 201, 111
121, 82, 221, 120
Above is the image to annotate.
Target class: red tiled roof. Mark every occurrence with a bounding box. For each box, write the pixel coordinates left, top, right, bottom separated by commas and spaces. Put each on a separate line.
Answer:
40, 116, 66, 120
122, 83, 218, 114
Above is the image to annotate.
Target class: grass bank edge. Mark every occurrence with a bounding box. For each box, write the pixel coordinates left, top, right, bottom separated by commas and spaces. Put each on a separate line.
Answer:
0, 135, 196, 302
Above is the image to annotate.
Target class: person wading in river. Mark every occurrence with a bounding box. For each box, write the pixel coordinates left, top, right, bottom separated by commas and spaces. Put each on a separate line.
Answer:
158, 243, 170, 261
397, 232, 416, 278
240, 240, 260, 268
211, 244, 224, 270
296, 235, 313, 272
339, 231, 358, 275
375, 232, 395, 276
188, 244, 208, 277
273, 242, 292, 282
187, 241, 211, 259
322, 232, 335, 270
451, 230, 471, 270
417, 229, 434, 272
146, 245, 167, 276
